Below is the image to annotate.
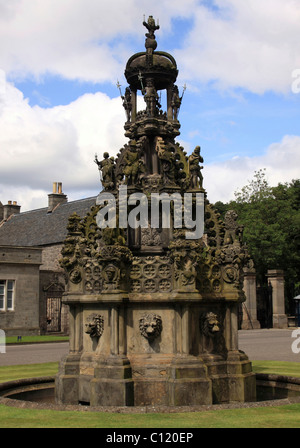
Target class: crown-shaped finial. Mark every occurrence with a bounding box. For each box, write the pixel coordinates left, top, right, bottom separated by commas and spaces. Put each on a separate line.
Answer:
143, 15, 160, 37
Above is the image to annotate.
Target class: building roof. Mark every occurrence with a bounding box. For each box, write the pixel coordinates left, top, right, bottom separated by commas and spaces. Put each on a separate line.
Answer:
0, 196, 96, 247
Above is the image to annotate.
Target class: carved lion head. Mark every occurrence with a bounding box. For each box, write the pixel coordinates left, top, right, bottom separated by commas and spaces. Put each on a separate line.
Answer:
85, 313, 104, 339
200, 312, 220, 337
139, 313, 162, 341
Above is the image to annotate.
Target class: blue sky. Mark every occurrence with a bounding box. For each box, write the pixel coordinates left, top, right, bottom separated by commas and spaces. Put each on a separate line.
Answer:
0, 0, 299, 210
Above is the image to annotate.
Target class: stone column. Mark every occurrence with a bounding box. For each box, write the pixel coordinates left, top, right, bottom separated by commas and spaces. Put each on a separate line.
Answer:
181, 305, 190, 354
131, 88, 137, 122
110, 305, 119, 355
267, 269, 288, 329
167, 84, 173, 121
242, 268, 260, 329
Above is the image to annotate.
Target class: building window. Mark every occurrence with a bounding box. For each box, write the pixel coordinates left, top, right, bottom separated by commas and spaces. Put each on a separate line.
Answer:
0, 280, 15, 311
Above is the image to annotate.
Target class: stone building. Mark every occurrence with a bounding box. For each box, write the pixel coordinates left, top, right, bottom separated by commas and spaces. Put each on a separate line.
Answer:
0, 183, 95, 336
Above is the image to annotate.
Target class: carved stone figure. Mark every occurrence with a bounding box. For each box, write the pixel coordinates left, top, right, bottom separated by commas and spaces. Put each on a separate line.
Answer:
122, 87, 132, 122
94, 152, 115, 190
188, 146, 203, 189
171, 85, 181, 120
123, 141, 140, 185
157, 140, 176, 184
143, 78, 160, 116
85, 313, 104, 338
103, 264, 119, 290
224, 210, 243, 245
139, 313, 162, 341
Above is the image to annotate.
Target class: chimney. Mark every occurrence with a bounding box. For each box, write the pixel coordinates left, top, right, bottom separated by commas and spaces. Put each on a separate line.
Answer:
0, 202, 3, 221
3, 200, 21, 220
48, 182, 67, 212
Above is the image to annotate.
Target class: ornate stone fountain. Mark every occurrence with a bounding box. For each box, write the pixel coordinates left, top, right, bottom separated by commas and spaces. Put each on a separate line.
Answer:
55, 16, 256, 407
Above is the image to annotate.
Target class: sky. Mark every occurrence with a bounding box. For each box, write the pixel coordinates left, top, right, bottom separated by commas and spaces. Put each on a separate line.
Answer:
0, 0, 299, 211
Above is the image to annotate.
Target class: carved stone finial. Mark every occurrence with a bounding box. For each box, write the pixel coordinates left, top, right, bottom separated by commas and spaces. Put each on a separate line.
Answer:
143, 15, 160, 59
143, 15, 160, 37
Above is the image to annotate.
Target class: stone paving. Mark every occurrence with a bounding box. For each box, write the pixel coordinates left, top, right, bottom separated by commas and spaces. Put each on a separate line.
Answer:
239, 328, 300, 363
0, 329, 299, 366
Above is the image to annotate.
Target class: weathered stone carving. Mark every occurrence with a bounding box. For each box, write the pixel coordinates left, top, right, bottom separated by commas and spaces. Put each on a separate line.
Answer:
141, 225, 161, 246
94, 152, 115, 190
143, 78, 161, 116
169, 230, 204, 290
129, 256, 172, 293
188, 146, 204, 189
69, 268, 82, 284
224, 209, 243, 245
56, 16, 256, 409
171, 85, 182, 121
123, 140, 143, 185
85, 313, 104, 339
122, 87, 132, 122
157, 141, 176, 185
200, 311, 225, 355
139, 313, 162, 341
200, 312, 220, 337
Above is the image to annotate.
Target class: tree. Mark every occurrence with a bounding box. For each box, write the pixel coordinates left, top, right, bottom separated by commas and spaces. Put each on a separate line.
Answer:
214, 170, 300, 312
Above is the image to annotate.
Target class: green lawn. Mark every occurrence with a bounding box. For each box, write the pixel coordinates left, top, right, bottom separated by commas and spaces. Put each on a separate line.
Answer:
253, 360, 300, 378
0, 362, 59, 383
6, 335, 69, 344
0, 361, 299, 428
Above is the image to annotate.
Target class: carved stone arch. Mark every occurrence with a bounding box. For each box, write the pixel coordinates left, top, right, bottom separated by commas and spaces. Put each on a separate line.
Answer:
204, 201, 225, 249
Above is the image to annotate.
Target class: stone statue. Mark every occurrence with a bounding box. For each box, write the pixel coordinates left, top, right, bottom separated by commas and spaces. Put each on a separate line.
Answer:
94, 152, 115, 190
143, 78, 160, 116
188, 146, 203, 189
157, 140, 176, 184
171, 85, 181, 121
122, 87, 132, 122
123, 141, 140, 185
224, 210, 243, 246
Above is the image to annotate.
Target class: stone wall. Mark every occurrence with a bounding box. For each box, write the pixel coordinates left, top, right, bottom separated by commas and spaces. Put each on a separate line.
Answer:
0, 246, 42, 336
41, 244, 64, 271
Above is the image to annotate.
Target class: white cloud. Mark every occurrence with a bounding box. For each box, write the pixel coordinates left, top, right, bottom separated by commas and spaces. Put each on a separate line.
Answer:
0, 80, 128, 210
0, 0, 198, 83
2, 0, 298, 94
175, 0, 300, 94
204, 135, 300, 203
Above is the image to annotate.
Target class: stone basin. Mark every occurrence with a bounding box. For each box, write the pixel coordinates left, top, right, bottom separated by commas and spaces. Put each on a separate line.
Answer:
1, 374, 300, 413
